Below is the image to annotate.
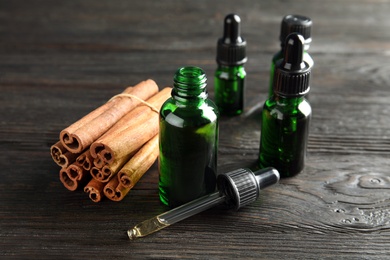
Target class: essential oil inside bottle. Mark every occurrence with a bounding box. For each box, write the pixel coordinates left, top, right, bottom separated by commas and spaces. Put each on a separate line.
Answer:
214, 65, 246, 115
259, 98, 311, 176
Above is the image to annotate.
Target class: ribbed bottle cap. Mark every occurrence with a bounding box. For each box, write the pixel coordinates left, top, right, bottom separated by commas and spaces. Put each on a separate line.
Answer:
216, 14, 247, 66
217, 167, 279, 210
274, 33, 311, 97
280, 14, 312, 46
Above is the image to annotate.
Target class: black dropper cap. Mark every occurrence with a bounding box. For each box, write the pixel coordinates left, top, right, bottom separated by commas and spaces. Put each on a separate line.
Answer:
217, 167, 280, 210
216, 14, 247, 66
274, 33, 311, 97
280, 15, 312, 46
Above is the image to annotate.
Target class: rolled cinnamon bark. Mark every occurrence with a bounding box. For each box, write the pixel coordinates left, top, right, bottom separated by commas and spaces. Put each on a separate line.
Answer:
50, 141, 79, 168
118, 134, 159, 190
103, 134, 159, 201
59, 164, 91, 191
60, 79, 159, 154
90, 87, 171, 177
92, 153, 106, 169
90, 166, 102, 180
75, 150, 94, 171
90, 164, 117, 183
84, 178, 106, 202
103, 177, 127, 202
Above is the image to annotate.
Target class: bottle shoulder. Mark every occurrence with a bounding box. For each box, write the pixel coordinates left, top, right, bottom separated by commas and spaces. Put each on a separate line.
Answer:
264, 97, 311, 118
160, 98, 219, 128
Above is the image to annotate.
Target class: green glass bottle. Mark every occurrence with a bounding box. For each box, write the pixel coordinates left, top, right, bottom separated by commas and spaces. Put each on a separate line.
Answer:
214, 14, 247, 116
159, 66, 219, 208
259, 33, 312, 178
268, 14, 313, 98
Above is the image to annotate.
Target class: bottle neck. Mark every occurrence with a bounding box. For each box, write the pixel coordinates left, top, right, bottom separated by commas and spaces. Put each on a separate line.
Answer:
272, 94, 305, 108
171, 88, 208, 107
172, 66, 208, 107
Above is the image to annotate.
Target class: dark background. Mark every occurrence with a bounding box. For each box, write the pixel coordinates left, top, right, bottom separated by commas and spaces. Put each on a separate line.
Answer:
1, 0, 389, 259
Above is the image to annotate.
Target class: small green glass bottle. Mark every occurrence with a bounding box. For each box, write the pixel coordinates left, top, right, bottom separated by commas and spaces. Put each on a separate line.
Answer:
259, 33, 312, 178
214, 14, 247, 116
268, 14, 313, 98
159, 66, 219, 208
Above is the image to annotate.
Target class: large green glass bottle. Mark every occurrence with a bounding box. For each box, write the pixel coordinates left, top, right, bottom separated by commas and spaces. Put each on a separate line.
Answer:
259, 33, 312, 178
159, 66, 219, 208
214, 14, 247, 116
268, 14, 313, 98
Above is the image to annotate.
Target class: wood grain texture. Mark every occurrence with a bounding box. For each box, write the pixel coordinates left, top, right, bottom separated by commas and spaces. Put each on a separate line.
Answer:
1, 0, 390, 259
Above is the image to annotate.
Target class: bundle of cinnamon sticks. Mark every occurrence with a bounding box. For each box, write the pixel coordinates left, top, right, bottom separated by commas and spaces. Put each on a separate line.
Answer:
50, 79, 171, 202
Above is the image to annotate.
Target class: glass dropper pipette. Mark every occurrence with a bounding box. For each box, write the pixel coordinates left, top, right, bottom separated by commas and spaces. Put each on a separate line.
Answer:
128, 167, 280, 240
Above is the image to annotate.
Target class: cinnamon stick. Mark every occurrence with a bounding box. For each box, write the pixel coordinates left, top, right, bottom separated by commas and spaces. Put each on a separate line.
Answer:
118, 134, 159, 189
59, 164, 91, 191
84, 178, 106, 202
60, 79, 159, 153
90, 164, 118, 183
103, 177, 127, 202
105, 135, 159, 201
90, 87, 171, 181
92, 153, 106, 169
75, 150, 94, 171
50, 141, 79, 168
90, 143, 141, 183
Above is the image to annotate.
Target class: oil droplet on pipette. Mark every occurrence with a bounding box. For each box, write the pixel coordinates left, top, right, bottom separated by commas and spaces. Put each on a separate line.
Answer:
128, 216, 170, 240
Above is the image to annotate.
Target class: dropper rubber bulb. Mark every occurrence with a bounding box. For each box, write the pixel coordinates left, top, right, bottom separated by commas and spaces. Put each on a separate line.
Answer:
282, 33, 305, 71
223, 14, 242, 44
127, 167, 279, 240
216, 14, 247, 66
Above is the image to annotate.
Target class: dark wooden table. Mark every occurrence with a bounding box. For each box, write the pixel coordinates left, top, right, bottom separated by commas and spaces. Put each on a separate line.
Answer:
1, 0, 389, 259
